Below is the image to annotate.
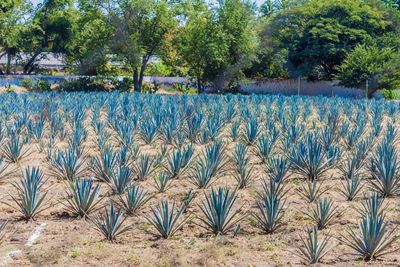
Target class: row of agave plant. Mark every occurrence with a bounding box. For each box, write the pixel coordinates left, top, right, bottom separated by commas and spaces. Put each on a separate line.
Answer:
0, 91, 399, 264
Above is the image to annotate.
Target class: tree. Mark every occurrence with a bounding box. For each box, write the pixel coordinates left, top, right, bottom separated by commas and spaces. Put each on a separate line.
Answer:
261, 0, 292, 17
90, 0, 179, 92
21, 0, 76, 74
178, 0, 257, 92
337, 33, 400, 97
265, 0, 397, 80
64, 2, 112, 75
0, 0, 28, 75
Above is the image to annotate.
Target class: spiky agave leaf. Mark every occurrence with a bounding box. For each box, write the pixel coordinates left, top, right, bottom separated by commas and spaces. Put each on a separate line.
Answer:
198, 187, 246, 235
2, 135, 30, 163
49, 146, 87, 181
119, 183, 152, 214
340, 209, 399, 261
296, 179, 329, 203
6, 166, 48, 220
63, 178, 103, 218
295, 226, 332, 264
90, 145, 117, 183
0, 220, 8, 242
305, 198, 339, 230
146, 199, 188, 238
108, 165, 134, 195
266, 156, 290, 183
232, 143, 253, 189
154, 172, 172, 193
289, 133, 339, 181
368, 141, 400, 197
134, 153, 155, 181
252, 190, 286, 234
164, 145, 194, 179
338, 173, 363, 201
91, 202, 133, 241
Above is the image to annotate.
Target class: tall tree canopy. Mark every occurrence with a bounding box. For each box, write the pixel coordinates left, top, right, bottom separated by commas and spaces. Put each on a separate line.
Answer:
265, 0, 397, 80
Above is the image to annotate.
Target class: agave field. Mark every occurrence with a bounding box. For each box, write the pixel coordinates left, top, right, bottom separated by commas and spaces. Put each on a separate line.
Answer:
0, 92, 400, 266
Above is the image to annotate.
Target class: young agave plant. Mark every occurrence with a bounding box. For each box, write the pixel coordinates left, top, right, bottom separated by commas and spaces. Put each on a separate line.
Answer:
355, 193, 386, 219
338, 173, 363, 201
266, 156, 290, 183
164, 145, 194, 179
91, 202, 133, 241
109, 165, 134, 195
305, 198, 339, 230
64, 178, 102, 218
252, 186, 286, 234
340, 202, 399, 261
2, 135, 30, 163
190, 140, 228, 189
255, 135, 277, 164
295, 226, 331, 264
90, 145, 117, 183
198, 187, 245, 235
7, 167, 48, 220
289, 133, 339, 181
230, 120, 241, 141
232, 143, 253, 189
154, 173, 172, 193
119, 184, 152, 214
258, 178, 288, 201
134, 153, 155, 181
241, 116, 260, 145
50, 147, 87, 181
369, 142, 400, 197
296, 179, 328, 203
146, 199, 188, 238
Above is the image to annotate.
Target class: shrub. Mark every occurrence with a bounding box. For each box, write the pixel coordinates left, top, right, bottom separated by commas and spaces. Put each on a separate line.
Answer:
111, 77, 134, 92
20, 78, 34, 91
58, 77, 106, 92
35, 80, 51, 92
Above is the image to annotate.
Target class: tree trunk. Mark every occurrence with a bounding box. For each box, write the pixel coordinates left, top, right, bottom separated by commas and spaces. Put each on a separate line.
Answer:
197, 76, 202, 93
133, 68, 140, 92
138, 59, 147, 92
6, 53, 11, 75
24, 52, 42, 74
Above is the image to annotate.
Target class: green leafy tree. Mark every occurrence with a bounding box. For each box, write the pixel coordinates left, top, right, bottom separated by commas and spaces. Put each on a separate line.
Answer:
21, 0, 76, 74
337, 34, 400, 97
266, 0, 397, 80
64, 2, 111, 75
178, 0, 257, 92
89, 0, 179, 92
0, 0, 28, 75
